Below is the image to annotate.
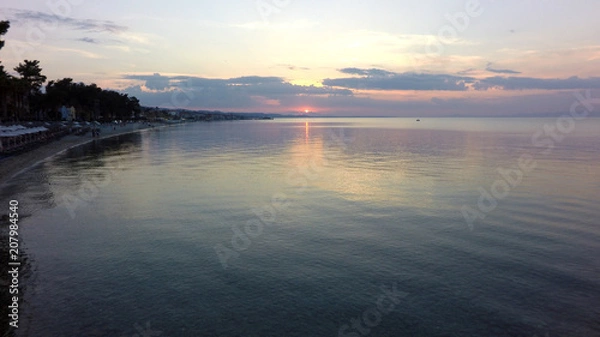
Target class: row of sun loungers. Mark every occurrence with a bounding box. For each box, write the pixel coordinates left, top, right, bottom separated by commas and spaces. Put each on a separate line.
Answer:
0, 123, 71, 154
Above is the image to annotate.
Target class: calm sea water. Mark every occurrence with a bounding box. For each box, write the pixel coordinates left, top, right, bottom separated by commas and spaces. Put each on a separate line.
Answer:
2, 118, 599, 337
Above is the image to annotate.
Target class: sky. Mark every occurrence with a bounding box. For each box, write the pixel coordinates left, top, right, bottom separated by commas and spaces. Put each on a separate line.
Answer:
1, 0, 600, 116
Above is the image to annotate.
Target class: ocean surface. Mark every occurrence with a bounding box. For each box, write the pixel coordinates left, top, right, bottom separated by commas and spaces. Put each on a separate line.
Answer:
2, 118, 599, 337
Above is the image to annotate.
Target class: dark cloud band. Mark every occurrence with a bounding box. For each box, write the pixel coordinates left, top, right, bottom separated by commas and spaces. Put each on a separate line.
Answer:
324, 68, 600, 91
6, 9, 127, 34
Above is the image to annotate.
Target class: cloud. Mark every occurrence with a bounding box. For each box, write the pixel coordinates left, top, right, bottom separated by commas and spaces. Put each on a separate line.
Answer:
474, 76, 600, 90
118, 74, 599, 117
324, 70, 474, 91
7, 9, 128, 34
135, 73, 171, 90
291, 90, 595, 117
121, 74, 353, 109
40, 44, 103, 59
456, 68, 477, 75
77, 37, 98, 44
229, 76, 283, 85
119, 69, 600, 115
324, 67, 600, 91
430, 97, 468, 109
275, 64, 310, 71
338, 68, 396, 77
485, 62, 521, 74
75, 36, 124, 45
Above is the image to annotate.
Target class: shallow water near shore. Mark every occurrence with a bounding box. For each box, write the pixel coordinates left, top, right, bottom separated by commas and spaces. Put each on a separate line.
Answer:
3, 118, 600, 336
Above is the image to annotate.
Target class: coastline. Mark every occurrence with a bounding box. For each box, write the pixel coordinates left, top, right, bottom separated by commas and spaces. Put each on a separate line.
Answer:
0, 123, 168, 188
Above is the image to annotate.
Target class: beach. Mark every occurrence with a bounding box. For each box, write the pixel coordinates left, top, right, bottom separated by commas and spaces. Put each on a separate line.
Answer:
0, 123, 161, 187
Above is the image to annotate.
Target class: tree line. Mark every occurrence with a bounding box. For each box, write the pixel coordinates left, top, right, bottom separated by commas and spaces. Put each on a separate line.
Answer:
0, 20, 141, 123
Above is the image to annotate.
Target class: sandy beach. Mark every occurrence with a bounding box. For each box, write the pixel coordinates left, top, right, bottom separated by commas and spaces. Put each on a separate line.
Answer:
0, 123, 163, 187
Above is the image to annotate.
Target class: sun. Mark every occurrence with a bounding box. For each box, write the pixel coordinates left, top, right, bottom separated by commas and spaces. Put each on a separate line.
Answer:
300, 107, 315, 114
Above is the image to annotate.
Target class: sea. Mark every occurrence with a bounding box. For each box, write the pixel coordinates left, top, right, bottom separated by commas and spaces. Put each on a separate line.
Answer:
1, 118, 599, 337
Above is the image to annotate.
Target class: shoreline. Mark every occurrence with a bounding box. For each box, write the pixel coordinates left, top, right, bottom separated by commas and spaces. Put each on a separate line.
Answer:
0, 123, 171, 188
